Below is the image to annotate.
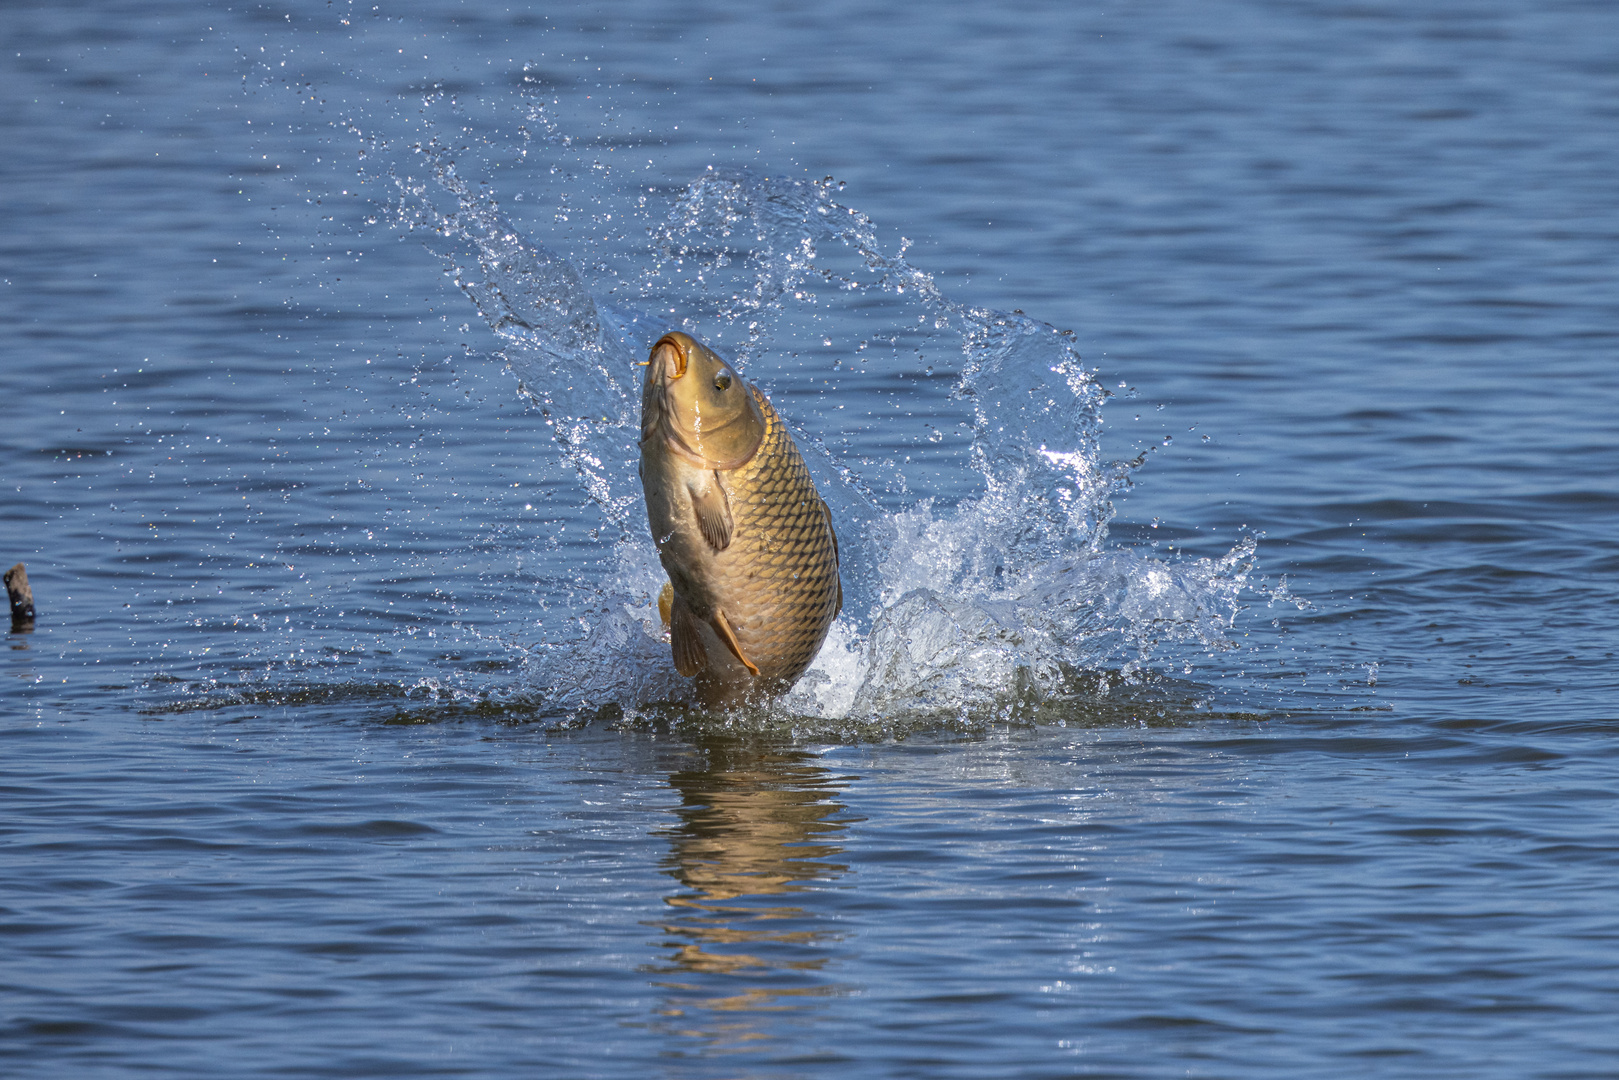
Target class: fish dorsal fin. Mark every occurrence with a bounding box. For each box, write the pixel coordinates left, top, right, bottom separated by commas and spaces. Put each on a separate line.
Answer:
688, 474, 733, 552
823, 498, 843, 616
710, 609, 761, 677
668, 592, 707, 677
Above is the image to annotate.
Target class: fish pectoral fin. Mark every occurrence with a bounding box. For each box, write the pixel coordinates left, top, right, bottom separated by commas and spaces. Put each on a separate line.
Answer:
688, 476, 733, 552
710, 609, 761, 677
669, 593, 707, 677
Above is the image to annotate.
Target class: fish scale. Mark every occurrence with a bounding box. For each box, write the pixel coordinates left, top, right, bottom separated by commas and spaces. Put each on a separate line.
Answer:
716, 387, 841, 681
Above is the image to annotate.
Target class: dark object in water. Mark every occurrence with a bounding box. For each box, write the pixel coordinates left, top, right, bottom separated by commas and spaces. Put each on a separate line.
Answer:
6, 562, 35, 632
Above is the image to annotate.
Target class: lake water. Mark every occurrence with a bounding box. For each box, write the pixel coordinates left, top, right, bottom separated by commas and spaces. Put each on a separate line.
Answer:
3, 1, 1617, 1076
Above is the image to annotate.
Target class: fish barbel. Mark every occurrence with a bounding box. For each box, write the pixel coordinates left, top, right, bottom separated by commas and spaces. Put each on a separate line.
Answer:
639, 331, 842, 703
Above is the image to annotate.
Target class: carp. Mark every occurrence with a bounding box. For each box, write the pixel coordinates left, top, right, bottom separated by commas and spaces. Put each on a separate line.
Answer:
639, 331, 841, 702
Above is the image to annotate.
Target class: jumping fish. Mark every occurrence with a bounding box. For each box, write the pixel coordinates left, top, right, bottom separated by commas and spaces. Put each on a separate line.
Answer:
639, 332, 841, 702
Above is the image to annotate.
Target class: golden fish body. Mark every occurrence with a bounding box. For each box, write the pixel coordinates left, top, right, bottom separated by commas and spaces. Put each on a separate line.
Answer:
639, 332, 842, 702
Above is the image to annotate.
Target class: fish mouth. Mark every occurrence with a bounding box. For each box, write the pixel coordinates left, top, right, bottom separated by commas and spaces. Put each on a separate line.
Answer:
641, 337, 685, 444
652, 335, 688, 381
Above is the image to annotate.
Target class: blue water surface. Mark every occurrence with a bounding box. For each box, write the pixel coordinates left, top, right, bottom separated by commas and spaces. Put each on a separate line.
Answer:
2, 1, 1617, 1077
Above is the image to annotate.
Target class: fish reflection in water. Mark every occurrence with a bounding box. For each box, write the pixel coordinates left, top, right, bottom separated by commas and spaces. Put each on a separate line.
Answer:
645, 737, 856, 1050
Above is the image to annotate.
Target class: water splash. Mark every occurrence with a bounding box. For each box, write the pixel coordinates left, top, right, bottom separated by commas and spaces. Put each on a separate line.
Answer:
386, 113, 661, 534
368, 129, 1266, 726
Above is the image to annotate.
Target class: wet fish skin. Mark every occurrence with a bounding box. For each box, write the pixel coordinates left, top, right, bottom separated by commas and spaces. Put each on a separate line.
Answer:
639, 332, 842, 703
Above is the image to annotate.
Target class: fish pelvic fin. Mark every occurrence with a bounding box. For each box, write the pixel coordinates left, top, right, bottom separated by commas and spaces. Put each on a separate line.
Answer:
689, 474, 734, 552
669, 592, 707, 677
710, 609, 761, 677
657, 581, 674, 628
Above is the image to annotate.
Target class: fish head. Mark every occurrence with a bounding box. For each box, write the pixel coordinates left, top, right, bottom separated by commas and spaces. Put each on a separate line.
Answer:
641, 332, 765, 469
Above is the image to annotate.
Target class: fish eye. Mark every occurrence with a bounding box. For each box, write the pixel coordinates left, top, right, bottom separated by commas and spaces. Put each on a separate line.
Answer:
713, 371, 732, 391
